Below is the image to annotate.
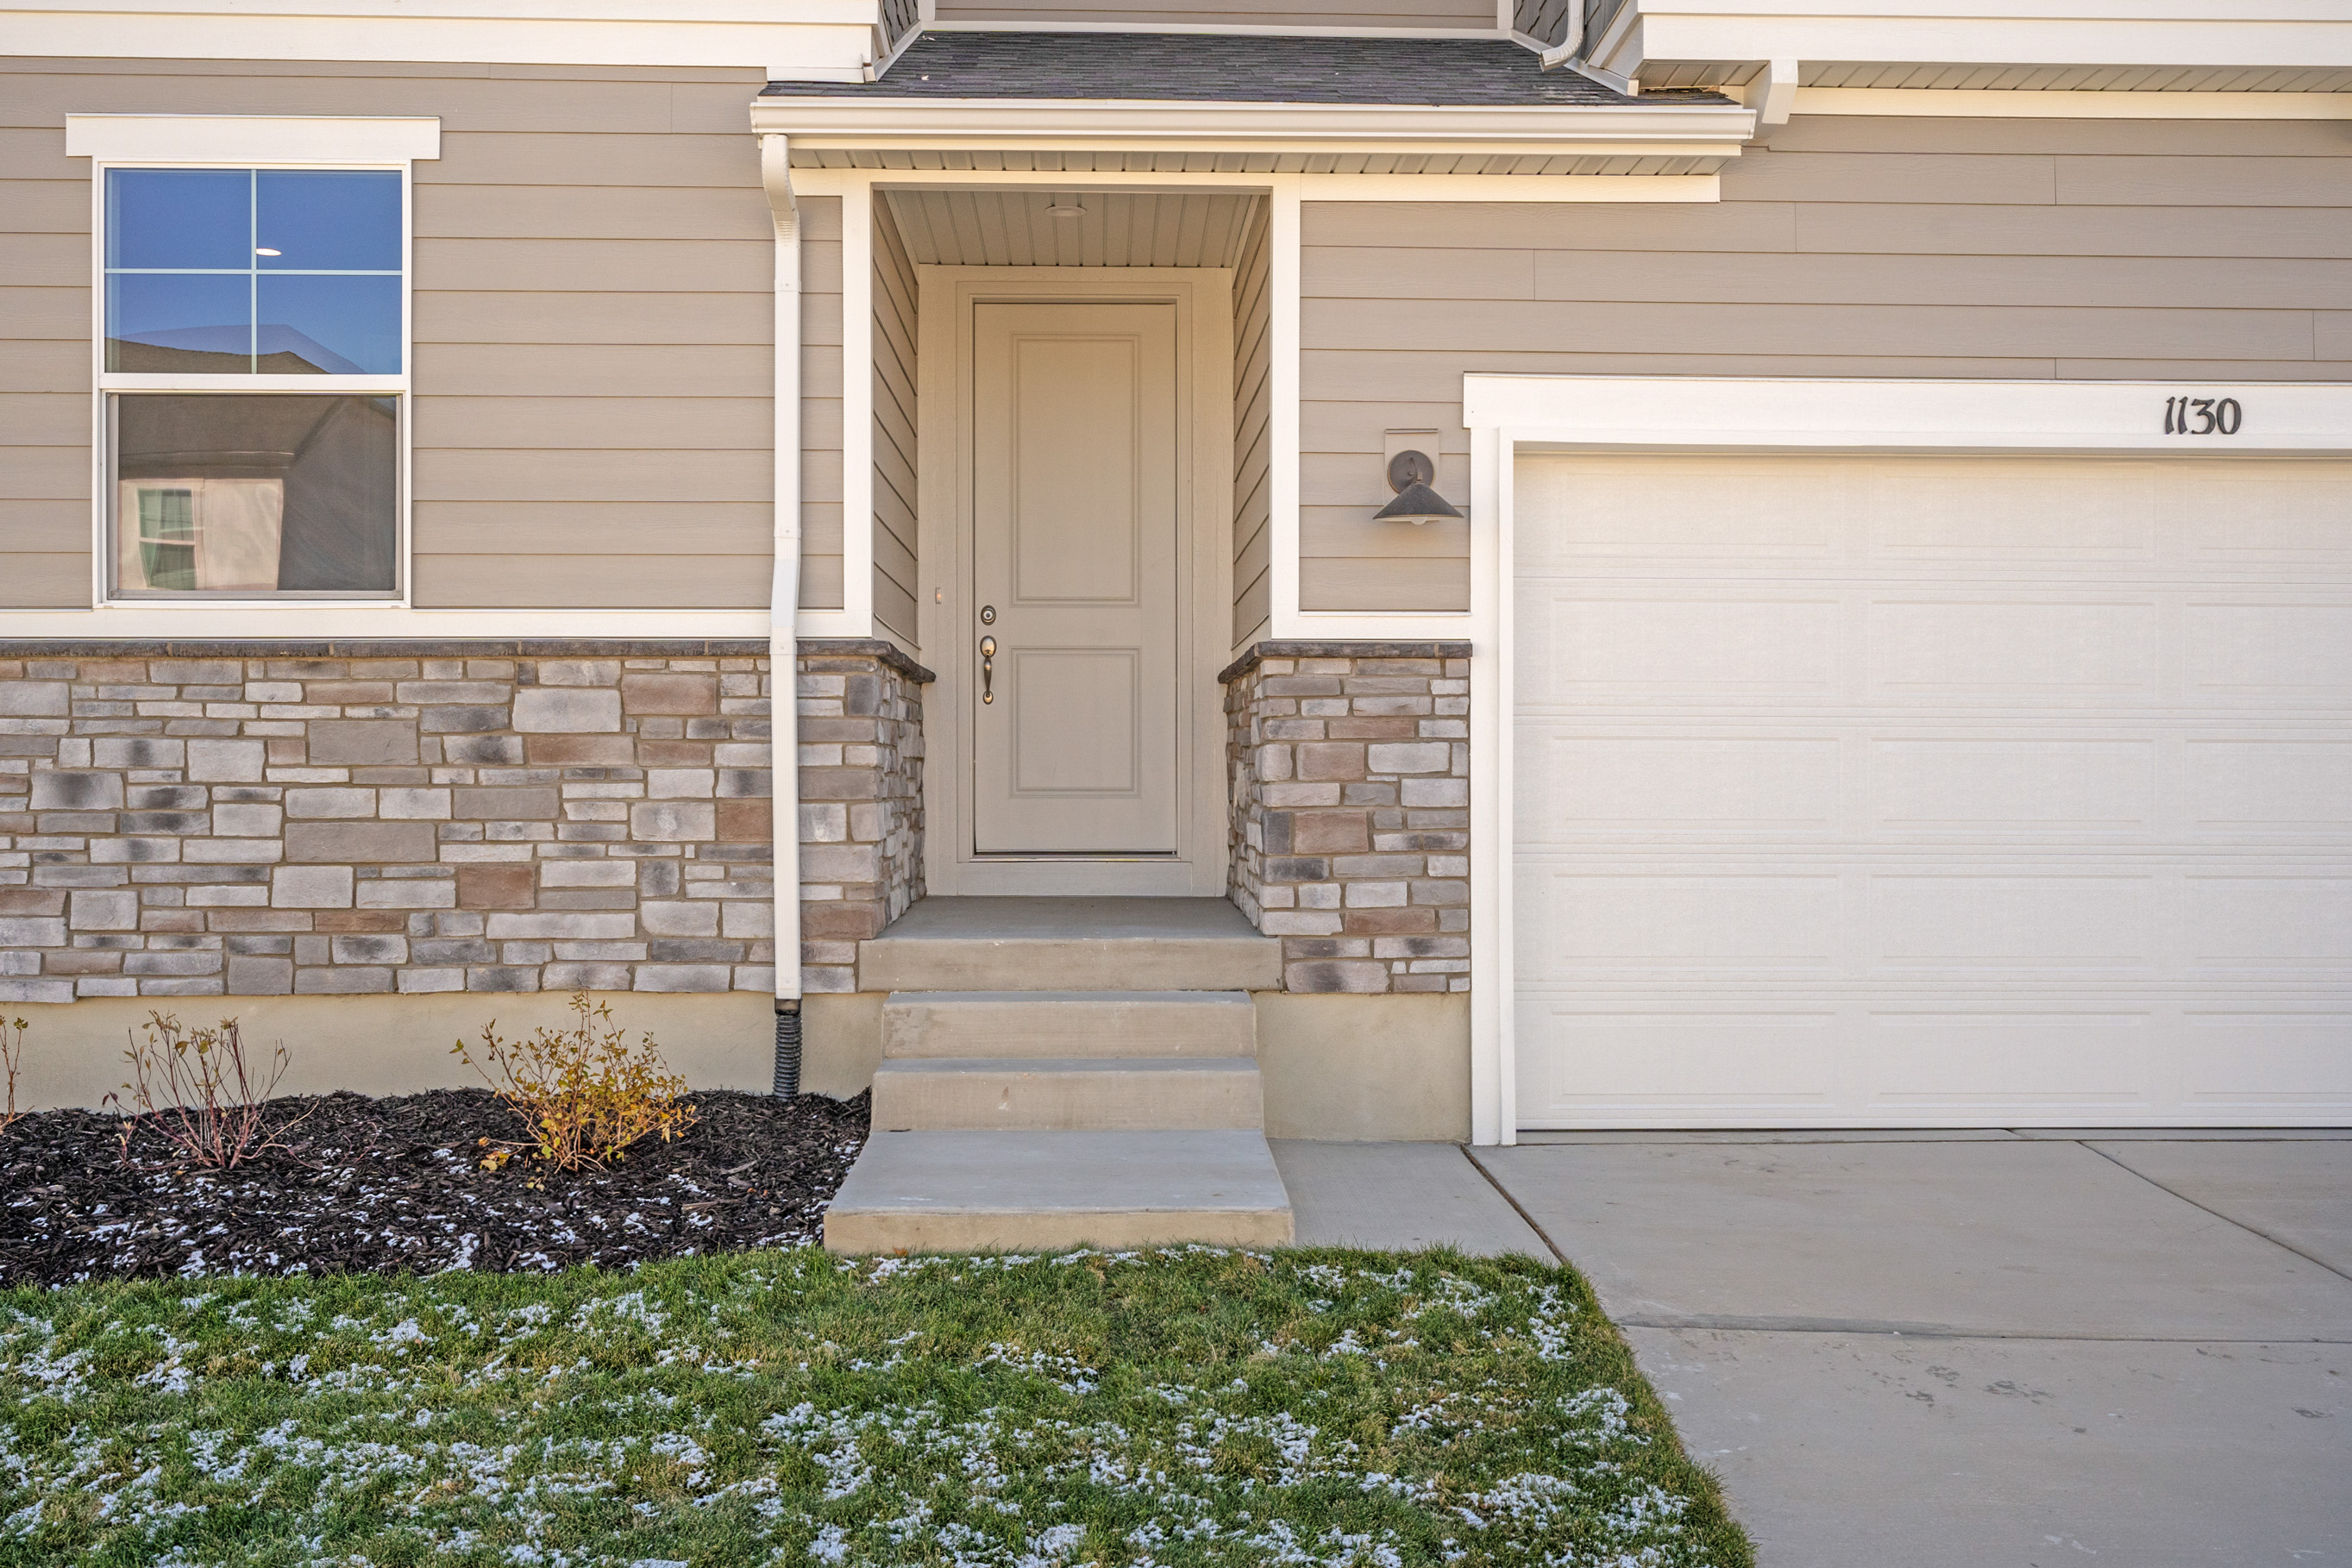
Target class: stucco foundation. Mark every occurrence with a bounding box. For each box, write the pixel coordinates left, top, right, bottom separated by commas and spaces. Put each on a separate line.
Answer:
2, 989, 774, 1111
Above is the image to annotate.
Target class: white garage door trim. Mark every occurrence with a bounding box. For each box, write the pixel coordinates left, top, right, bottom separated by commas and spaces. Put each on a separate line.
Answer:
1462, 376, 2352, 1144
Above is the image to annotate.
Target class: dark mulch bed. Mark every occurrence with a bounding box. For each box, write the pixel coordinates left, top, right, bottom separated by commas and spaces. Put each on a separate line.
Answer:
0, 1088, 869, 1287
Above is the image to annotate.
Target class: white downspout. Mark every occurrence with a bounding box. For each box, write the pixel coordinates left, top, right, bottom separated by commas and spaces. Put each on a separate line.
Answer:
759, 130, 805, 1091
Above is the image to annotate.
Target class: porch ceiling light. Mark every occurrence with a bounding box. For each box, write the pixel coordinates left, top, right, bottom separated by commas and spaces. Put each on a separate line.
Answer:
1372, 449, 1465, 525
1045, 200, 1084, 218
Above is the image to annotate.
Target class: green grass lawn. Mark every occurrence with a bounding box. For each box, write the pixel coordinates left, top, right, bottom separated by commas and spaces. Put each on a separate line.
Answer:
0, 1246, 1751, 1568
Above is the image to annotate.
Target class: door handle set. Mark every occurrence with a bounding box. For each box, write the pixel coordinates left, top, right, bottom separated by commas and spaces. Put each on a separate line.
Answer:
979, 636, 996, 705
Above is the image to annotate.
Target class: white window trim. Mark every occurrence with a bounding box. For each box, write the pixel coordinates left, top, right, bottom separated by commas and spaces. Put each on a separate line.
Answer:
77, 118, 435, 613
1459, 373, 2352, 1145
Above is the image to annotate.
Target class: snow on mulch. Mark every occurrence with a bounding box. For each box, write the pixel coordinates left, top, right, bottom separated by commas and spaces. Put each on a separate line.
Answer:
0, 1088, 869, 1285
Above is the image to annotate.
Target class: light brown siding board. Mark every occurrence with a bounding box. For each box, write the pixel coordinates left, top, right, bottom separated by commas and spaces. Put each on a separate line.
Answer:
0, 233, 87, 288
0, 128, 72, 180
0, 69, 702, 134
414, 450, 768, 505
415, 183, 773, 242
2054, 358, 2352, 381
414, 397, 773, 451
415, 343, 771, 398
413, 555, 772, 608
414, 503, 772, 556
1230, 198, 1272, 648
1301, 509, 1471, 560
0, 447, 86, 500
874, 573, 919, 647
1301, 556, 1468, 612
1796, 203, 2352, 260
0, 178, 85, 233
0, 340, 88, 394
1766, 115, 2352, 160
1302, 348, 2059, 403
1301, 201, 1800, 253
1308, 297, 2318, 361
800, 551, 844, 613
0, 555, 90, 606
433, 131, 759, 188
2054, 155, 2352, 208
0, 392, 91, 446
414, 292, 768, 347
1722, 150, 2057, 205
1302, 245, 1536, 301
0, 499, 91, 551
1, 287, 90, 340
413, 237, 771, 293
1531, 250, 2352, 311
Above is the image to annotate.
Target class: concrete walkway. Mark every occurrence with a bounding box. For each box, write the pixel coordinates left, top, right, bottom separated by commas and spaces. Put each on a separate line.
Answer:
1275, 1132, 2352, 1568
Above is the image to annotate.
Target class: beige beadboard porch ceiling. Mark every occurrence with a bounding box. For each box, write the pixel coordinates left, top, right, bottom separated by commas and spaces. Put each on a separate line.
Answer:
881, 190, 1261, 269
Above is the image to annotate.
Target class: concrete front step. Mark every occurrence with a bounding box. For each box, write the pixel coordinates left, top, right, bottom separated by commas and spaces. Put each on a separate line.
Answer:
883, 989, 1257, 1059
857, 896, 1281, 993
822, 1129, 1295, 1252
872, 1055, 1264, 1132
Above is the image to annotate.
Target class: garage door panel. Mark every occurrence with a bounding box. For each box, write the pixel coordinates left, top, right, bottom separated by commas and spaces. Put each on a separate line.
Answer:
1519, 733, 1841, 838
1860, 1011, 2155, 1114
2185, 602, 2352, 696
1514, 450, 2352, 1127
1868, 737, 2155, 830
1533, 594, 1842, 699
1517, 869, 1842, 972
2185, 875, 2352, 969
2181, 1014, 2352, 1115
1869, 463, 2159, 561
1866, 598, 2161, 696
2184, 739, 2352, 831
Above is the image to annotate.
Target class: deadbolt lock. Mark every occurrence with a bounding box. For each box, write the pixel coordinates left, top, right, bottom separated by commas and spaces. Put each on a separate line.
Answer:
979, 605, 996, 624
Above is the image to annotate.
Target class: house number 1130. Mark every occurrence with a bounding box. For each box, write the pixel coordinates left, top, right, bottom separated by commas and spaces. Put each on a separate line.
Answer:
2164, 395, 2243, 436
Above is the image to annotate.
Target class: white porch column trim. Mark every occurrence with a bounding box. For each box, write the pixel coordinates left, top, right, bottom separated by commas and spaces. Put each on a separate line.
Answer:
759, 132, 804, 1009
1466, 420, 1513, 1146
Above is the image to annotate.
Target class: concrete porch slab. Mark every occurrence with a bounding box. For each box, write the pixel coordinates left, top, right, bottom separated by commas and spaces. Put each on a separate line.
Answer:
1272, 1140, 1546, 1258
860, 898, 1281, 993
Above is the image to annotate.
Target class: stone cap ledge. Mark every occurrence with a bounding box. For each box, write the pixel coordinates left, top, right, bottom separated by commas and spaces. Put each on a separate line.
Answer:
0, 636, 936, 683
799, 638, 935, 684
1217, 640, 1472, 686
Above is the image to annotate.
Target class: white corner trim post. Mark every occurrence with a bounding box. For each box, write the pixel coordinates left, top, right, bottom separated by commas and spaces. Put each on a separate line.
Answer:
761, 134, 806, 1056
1467, 421, 1515, 1146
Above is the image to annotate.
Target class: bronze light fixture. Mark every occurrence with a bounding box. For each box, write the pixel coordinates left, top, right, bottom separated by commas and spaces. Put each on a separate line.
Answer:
1372, 448, 1465, 524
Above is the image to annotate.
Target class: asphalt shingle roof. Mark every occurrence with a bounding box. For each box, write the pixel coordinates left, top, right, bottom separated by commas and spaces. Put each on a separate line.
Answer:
761, 31, 1727, 108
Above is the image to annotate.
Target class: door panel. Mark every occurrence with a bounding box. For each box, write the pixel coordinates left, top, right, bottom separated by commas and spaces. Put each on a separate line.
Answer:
972, 301, 1179, 854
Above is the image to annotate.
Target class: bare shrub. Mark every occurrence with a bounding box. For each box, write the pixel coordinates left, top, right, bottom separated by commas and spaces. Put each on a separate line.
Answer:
0, 1017, 26, 1135
105, 1013, 309, 1170
453, 992, 697, 1173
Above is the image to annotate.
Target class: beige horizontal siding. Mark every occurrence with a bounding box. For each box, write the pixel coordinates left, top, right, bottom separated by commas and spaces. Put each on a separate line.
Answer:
1231, 198, 1273, 650
871, 189, 919, 649
1301, 114, 2352, 612
0, 55, 797, 612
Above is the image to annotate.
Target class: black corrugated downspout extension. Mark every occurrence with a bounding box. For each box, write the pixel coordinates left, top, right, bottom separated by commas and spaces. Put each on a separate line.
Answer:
774, 1000, 802, 1098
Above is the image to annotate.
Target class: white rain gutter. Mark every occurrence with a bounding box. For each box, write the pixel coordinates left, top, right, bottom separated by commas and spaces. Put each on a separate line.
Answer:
758, 129, 806, 1092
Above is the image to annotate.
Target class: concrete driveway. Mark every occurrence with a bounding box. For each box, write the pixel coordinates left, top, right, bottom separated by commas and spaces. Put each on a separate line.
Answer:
1275, 1131, 2352, 1568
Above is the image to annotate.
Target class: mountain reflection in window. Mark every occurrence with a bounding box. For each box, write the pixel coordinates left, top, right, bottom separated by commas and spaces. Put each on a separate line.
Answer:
114, 395, 398, 594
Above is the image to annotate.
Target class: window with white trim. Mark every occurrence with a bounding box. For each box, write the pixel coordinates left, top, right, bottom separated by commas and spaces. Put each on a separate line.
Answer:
99, 166, 405, 598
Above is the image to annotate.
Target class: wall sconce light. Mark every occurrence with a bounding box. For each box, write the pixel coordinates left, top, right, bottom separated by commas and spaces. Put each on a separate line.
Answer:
1372, 448, 1465, 525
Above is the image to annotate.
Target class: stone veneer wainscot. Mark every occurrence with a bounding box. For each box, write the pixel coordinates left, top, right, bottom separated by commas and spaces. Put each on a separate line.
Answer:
0, 640, 925, 1003
1221, 642, 1471, 994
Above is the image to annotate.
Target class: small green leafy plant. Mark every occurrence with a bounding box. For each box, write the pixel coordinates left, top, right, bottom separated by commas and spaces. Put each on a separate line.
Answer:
103, 1012, 306, 1170
454, 990, 697, 1171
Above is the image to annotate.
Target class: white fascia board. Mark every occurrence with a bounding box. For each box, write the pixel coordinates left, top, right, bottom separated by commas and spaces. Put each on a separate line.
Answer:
67, 114, 441, 163
4, 3, 878, 76
1463, 374, 2352, 455
1590, 3, 2352, 83
752, 97, 1755, 154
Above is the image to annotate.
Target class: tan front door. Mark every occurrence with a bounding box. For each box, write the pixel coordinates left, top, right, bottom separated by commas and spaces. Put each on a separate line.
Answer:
970, 300, 1180, 854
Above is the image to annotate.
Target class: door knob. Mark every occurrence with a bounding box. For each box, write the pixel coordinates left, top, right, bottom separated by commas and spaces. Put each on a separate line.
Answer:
980, 635, 996, 705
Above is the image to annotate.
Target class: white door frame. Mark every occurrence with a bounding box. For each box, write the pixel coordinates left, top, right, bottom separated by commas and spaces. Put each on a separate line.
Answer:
1465, 374, 2352, 1144
918, 267, 1234, 897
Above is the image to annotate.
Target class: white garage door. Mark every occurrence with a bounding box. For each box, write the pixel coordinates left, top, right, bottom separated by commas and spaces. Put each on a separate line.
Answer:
1513, 452, 2352, 1128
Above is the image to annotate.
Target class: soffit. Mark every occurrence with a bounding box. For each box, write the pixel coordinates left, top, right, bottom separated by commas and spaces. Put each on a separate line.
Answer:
881, 189, 1262, 268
